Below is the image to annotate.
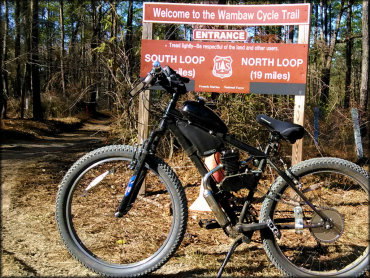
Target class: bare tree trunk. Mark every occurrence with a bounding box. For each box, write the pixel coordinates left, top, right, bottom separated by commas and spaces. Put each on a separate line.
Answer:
90, 0, 97, 115
59, 0, 66, 96
31, 0, 43, 120
344, 0, 353, 108
14, 0, 22, 99
314, 1, 319, 43
311, 1, 319, 101
125, 0, 133, 77
320, 0, 345, 105
1, 0, 8, 118
21, 0, 31, 119
323, 0, 328, 41
2, 0, 8, 92
89, 0, 101, 115
0, 0, 4, 120
288, 26, 294, 43
328, 1, 332, 41
320, 0, 324, 40
68, 2, 81, 88
360, 0, 369, 113
46, 2, 53, 84
110, 0, 117, 100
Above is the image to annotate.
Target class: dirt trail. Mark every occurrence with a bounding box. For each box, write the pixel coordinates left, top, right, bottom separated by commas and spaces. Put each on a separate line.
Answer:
1, 118, 111, 277
0, 117, 278, 277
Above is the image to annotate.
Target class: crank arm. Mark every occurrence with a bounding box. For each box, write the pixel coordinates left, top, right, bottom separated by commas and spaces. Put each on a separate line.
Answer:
236, 222, 268, 233
236, 219, 281, 239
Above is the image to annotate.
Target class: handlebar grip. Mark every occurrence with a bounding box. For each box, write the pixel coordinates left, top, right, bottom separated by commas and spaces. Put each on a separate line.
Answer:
129, 82, 145, 97
144, 73, 154, 84
128, 62, 189, 97
128, 73, 155, 97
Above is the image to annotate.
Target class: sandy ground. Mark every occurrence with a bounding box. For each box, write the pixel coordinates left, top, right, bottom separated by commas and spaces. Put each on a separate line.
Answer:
1, 118, 110, 276
5, 117, 365, 277
0, 117, 280, 277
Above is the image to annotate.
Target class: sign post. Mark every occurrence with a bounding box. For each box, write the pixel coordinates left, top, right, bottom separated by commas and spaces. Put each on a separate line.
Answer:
351, 108, 365, 160
138, 22, 152, 195
292, 23, 310, 165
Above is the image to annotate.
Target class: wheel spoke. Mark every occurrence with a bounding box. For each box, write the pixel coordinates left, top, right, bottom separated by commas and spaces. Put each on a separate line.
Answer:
260, 158, 369, 276
56, 146, 187, 276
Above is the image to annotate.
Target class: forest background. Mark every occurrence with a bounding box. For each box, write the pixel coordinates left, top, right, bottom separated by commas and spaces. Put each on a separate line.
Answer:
0, 0, 369, 162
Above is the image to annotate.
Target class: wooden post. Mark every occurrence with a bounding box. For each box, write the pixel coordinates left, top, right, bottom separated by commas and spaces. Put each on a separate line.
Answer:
138, 22, 152, 195
351, 108, 365, 160
292, 23, 310, 166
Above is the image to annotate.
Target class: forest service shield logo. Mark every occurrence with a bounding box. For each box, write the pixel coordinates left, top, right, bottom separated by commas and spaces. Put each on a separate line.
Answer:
212, 56, 233, 79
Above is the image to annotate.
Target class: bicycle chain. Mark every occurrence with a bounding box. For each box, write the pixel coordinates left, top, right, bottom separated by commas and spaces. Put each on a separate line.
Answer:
253, 180, 328, 211
252, 183, 304, 207
252, 159, 318, 207
252, 158, 306, 207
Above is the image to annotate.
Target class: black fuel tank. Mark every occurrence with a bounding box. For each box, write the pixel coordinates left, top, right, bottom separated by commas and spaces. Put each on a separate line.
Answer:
181, 101, 228, 134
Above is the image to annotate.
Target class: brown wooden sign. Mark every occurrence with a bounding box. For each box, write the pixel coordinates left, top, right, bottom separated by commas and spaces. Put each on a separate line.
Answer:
140, 39, 308, 95
140, 2, 311, 166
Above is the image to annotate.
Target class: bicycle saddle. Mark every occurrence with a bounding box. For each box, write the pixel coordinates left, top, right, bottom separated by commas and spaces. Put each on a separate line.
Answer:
256, 114, 305, 144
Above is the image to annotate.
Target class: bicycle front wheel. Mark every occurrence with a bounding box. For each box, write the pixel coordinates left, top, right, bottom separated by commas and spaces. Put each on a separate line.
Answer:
55, 145, 187, 277
260, 157, 369, 277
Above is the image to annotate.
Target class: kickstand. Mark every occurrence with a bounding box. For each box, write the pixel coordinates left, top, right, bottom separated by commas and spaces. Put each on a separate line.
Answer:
217, 235, 247, 278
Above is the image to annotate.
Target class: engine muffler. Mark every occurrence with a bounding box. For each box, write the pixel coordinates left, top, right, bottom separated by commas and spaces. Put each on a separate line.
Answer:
202, 164, 230, 228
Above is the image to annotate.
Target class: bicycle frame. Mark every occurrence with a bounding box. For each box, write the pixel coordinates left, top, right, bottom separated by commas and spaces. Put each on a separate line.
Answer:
55, 64, 369, 278
115, 85, 329, 234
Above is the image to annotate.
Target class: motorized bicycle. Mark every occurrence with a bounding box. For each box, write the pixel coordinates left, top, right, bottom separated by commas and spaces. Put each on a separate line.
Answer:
56, 62, 369, 277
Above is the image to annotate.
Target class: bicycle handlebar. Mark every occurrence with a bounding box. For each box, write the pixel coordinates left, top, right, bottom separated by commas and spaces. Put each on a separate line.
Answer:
128, 62, 189, 98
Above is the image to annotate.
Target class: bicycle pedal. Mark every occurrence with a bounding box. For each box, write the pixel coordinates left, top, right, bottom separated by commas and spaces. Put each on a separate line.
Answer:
267, 218, 281, 239
198, 219, 221, 229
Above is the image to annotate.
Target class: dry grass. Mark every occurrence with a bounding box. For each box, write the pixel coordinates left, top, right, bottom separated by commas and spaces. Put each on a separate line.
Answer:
3, 147, 369, 277
1, 115, 368, 277
0, 117, 84, 141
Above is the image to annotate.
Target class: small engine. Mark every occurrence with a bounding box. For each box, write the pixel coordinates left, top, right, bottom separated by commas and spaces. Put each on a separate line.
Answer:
218, 148, 256, 192
220, 149, 239, 176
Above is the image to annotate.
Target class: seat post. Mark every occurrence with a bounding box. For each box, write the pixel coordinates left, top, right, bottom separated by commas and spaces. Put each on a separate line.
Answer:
258, 132, 281, 172
268, 132, 281, 154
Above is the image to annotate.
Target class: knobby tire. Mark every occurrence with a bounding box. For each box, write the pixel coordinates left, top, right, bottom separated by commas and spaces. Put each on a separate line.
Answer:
260, 157, 369, 277
55, 145, 188, 277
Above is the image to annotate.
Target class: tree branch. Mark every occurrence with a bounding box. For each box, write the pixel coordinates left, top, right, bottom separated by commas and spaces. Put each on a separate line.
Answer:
336, 34, 362, 44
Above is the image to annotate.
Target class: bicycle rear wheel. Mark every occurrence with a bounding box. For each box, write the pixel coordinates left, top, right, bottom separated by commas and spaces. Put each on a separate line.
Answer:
56, 145, 187, 277
260, 157, 369, 277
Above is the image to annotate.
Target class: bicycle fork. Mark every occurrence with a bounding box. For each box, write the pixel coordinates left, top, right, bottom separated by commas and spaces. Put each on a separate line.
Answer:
114, 149, 148, 218
114, 125, 166, 218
